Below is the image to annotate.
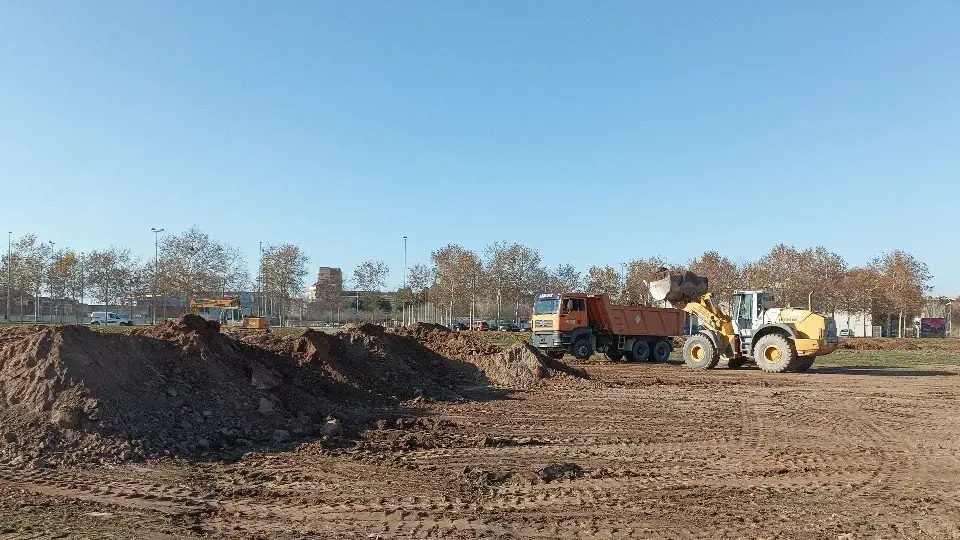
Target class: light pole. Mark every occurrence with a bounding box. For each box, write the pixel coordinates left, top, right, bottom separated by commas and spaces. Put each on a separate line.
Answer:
150, 228, 164, 324
403, 236, 408, 290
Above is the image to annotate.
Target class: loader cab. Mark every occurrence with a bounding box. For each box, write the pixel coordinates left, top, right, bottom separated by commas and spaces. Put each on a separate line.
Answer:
730, 291, 775, 334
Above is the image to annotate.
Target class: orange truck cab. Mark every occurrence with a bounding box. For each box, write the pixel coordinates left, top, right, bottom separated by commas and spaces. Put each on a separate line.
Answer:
531, 292, 685, 362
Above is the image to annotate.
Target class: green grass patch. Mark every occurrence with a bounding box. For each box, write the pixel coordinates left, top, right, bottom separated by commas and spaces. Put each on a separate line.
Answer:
815, 349, 960, 369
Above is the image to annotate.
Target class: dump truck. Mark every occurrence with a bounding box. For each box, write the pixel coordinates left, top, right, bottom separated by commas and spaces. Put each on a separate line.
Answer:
530, 292, 685, 361
649, 271, 838, 373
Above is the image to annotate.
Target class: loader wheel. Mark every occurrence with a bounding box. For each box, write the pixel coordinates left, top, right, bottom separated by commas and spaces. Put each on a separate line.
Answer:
572, 338, 593, 360
630, 340, 650, 362
754, 334, 798, 373
605, 349, 624, 362
650, 340, 671, 363
792, 356, 815, 373
683, 334, 719, 370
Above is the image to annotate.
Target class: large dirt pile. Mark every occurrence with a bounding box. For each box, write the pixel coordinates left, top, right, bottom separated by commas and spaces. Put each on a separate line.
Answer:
0, 318, 587, 465
839, 338, 960, 351
391, 323, 589, 389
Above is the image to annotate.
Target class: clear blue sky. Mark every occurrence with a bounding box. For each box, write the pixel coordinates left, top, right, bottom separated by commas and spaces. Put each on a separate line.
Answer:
2, 2, 958, 294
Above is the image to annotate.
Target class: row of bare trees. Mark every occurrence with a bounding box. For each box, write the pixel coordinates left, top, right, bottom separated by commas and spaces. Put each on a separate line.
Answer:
320, 243, 937, 335
0, 227, 939, 334
1, 227, 309, 323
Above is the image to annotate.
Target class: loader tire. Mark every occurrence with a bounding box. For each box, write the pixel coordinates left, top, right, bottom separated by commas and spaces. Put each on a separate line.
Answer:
792, 356, 815, 373
630, 340, 650, 362
650, 340, 671, 363
572, 338, 593, 360
683, 334, 719, 370
754, 334, 798, 373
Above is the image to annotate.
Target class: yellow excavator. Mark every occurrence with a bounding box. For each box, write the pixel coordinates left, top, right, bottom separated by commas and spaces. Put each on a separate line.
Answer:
188, 297, 270, 330
649, 272, 838, 372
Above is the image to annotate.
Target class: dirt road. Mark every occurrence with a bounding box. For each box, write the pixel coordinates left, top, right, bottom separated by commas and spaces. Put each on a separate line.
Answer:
2, 359, 959, 539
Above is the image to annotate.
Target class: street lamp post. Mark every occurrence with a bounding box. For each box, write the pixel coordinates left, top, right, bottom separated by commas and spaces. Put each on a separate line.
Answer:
150, 228, 164, 324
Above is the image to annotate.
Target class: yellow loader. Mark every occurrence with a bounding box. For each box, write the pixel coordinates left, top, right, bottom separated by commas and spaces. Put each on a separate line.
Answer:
649, 272, 838, 373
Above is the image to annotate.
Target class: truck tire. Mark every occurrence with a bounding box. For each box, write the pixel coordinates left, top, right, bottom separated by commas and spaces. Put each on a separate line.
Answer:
754, 334, 798, 373
605, 349, 624, 362
572, 338, 593, 360
683, 334, 719, 370
650, 340, 671, 363
630, 340, 650, 362
792, 356, 815, 372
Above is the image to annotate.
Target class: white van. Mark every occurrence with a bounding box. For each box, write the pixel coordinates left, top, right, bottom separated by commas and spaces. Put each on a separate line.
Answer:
90, 311, 134, 326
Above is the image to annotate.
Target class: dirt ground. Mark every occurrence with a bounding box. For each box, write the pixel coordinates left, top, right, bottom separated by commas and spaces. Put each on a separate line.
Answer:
1, 345, 959, 539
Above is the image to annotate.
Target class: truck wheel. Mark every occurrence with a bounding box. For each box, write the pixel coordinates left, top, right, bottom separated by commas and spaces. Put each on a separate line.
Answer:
792, 356, 815, 372
650, 340, 671, 363
754, 334, 798, 373
683, 334, 719, 370
630, 340, 650, 362
572, 338, 593, 360
605, 349, 624, 362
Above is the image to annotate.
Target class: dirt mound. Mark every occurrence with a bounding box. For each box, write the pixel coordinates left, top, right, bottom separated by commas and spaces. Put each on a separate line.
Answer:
0, 319, 361, 465
838, 338, 960, 351
0, 317, 586, 465
391, 324, 588, 389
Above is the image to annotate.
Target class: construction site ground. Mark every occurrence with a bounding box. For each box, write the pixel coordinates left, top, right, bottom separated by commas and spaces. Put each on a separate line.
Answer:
1, 326, 960, 539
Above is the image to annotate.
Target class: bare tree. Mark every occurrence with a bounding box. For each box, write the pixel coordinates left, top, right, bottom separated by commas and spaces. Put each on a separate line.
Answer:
624, 257, 671, 306
158, 226, 249, 303
689, 251, 741, 308
261, 244, 309, 325
433, 245, 481, 325
871, 250, 931, 337
483, 242, 543, 323
353, 260, 390, 322
544, 264, 583, 293
743, 244, 802, 306
85, 247, 133, 313
585, 266, 621, 299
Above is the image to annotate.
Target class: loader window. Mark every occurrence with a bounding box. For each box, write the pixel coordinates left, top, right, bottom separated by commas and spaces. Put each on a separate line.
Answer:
736, 294, 755, 329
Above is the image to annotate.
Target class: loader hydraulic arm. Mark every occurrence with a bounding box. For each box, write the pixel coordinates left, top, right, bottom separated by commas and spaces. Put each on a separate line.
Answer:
674, 293, 736, 336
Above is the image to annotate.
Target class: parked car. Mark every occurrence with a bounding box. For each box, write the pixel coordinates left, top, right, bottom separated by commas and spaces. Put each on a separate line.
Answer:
90, 311, 134, 326
499, 323, 521, 332
838, 329, 855, 338
473, 321, 490, 331
451, 322, 467, 331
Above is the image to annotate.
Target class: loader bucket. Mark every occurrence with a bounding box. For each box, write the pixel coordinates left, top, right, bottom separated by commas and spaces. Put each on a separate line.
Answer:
649, 272, 709, 303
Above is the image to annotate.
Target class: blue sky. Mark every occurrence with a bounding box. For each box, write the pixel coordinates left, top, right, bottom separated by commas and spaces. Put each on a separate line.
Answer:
2, 2, 958, 294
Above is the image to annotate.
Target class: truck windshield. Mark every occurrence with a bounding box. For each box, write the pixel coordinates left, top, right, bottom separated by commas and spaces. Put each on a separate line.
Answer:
534, 298, 560, 315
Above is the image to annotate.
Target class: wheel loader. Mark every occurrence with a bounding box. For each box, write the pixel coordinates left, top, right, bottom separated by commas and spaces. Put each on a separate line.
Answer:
648, 272, 838, 372
188, 297, 270, 330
